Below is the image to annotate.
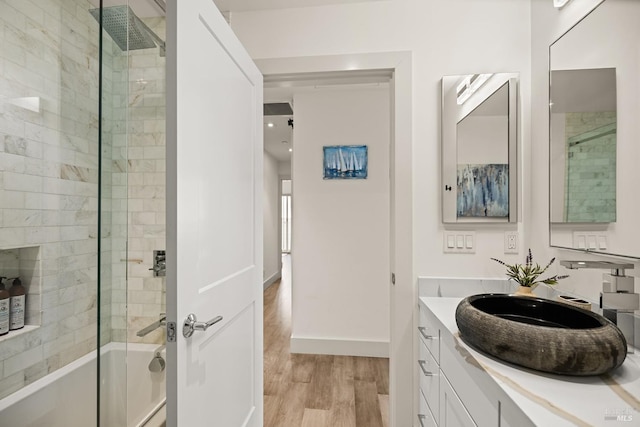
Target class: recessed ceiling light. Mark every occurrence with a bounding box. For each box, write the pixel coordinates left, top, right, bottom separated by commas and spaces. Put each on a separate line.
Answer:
267, 122, 274, 128
288, 148, 292, 152
554, 0, 571, 9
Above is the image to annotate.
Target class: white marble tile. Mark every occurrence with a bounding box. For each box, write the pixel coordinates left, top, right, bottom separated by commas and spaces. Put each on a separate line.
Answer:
0, 191, 25, 210
4, 344, 43, 377
25, 226, 61, 245
4, 171, 42, 193
0, 228, 26, 248
8, 209, 42, 227
0, 371, 25, 400
0, 153, 26, 174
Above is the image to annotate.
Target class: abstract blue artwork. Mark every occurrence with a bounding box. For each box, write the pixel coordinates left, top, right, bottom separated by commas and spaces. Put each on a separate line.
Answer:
457, 164, 509, 217
323, 145, 368, 179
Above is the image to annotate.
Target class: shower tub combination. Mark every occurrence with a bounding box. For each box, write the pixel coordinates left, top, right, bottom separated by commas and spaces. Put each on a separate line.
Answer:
0, 343, 166, 427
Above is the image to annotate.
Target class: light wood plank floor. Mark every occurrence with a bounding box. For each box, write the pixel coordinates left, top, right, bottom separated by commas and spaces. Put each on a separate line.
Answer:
264, 256, 389, 427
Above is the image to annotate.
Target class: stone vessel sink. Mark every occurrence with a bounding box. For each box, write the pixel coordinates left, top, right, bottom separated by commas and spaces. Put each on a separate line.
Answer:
455, 294, 627, 376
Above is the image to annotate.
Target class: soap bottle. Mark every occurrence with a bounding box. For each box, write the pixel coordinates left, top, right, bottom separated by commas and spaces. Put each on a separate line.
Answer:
0, 278, 9, 335
9, 278, 25, 330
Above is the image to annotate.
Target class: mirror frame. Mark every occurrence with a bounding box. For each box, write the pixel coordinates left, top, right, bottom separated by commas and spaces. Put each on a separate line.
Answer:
441, 74, 518, 224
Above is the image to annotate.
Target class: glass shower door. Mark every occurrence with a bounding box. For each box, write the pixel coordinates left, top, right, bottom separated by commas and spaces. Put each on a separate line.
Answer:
98, 1, 167, 425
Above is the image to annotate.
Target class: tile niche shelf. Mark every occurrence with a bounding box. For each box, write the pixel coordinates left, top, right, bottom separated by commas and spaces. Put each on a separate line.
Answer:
0, 245, 42, 342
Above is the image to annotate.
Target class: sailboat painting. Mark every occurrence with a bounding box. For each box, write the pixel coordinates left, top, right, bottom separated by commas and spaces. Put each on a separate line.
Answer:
457, 164, 509, 217
323, 145, 368, 179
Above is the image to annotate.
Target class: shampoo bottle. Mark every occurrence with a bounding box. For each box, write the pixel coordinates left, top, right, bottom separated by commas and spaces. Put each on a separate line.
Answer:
9, 278, 25, 330
0, 278, 10, 335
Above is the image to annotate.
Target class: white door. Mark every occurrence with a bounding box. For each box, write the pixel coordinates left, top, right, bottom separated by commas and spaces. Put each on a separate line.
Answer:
165, 0, 263, 426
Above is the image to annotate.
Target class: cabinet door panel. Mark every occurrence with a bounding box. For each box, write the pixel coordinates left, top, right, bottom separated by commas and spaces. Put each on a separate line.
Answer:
418, 389, 438, 427
440, 374, 477, 427
440, 334, 497, 426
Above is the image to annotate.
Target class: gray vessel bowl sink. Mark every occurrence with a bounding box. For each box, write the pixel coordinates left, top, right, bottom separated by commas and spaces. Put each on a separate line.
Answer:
455, 294, 627, 376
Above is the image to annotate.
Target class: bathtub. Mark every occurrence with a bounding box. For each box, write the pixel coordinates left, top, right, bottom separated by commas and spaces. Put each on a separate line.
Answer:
0, 342, 166, 427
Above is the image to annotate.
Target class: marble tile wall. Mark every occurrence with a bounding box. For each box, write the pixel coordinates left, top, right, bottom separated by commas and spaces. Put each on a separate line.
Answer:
0, 0, 102, 399
564, 111, 616, 223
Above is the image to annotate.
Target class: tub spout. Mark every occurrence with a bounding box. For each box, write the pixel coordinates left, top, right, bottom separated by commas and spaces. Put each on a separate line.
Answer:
136, 315, 166, 337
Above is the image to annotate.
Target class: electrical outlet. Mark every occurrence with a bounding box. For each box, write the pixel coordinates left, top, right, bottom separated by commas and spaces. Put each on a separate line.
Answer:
504, 231, 518, 254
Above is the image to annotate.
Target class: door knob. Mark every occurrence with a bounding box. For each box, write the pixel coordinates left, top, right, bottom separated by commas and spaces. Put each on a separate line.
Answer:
182, 313, 223, 338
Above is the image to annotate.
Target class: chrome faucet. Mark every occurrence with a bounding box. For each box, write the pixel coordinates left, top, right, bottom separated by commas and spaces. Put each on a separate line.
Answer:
560, 261, 639, 353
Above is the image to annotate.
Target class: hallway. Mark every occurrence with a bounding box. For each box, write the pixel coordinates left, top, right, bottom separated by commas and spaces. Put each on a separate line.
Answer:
263, 256, 389, 427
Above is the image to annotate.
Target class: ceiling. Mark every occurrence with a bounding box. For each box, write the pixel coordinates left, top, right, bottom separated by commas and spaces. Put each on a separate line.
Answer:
212, 0, 385, 13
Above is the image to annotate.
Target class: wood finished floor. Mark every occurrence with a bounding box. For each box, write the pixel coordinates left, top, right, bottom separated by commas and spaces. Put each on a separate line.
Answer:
263, 258, 389, 427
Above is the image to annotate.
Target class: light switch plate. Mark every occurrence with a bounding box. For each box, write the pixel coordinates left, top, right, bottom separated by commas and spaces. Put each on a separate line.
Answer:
444, 232, 476, 254
573, 231, 608, 251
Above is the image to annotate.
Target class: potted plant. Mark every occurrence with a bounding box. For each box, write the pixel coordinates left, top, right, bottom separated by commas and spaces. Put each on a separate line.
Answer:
491, 249, 568, 296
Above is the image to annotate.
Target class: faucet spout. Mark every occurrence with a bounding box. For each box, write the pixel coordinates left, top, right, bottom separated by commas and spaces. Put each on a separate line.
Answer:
560, 260, 638, 353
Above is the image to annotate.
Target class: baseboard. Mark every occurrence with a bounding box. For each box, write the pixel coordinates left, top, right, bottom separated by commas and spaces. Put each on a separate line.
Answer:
263, 271, 281, 290
290, 336, 389, 358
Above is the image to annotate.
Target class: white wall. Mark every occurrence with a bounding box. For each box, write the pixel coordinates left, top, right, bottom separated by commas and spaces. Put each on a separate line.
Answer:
229, 0, 531, 294
263, 151, 281, 287
290, 87, 390, 356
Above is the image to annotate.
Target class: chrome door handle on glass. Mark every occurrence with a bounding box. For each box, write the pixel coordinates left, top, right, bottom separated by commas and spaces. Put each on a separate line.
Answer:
182, 313, 223, 338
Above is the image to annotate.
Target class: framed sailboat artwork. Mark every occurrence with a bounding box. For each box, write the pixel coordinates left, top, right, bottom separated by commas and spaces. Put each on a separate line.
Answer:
323, 145, 368, 179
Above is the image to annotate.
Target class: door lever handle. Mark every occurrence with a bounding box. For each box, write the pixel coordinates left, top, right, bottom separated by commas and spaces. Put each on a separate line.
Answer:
182, 313, 223, 338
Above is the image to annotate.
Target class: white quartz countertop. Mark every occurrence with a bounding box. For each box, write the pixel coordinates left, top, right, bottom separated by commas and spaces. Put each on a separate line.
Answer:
420, 297, 640, 427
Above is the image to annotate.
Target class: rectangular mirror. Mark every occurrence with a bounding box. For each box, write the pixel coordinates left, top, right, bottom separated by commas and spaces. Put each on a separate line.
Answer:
442, 73, 518, 223
550, 68, 616, 223
549, 0, 640, 258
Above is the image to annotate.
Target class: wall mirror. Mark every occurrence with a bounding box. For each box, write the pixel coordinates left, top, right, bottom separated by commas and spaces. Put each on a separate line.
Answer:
549, 0, 640, 258
442, 73, 518, 223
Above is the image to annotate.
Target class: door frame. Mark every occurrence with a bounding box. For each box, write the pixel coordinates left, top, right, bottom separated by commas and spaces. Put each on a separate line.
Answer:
257, 51, 413, 427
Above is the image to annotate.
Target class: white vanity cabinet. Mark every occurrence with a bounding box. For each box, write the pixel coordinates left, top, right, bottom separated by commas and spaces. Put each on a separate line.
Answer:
417, 291, 640, 427
418, 302, 477, 427
417, 300, 524, 427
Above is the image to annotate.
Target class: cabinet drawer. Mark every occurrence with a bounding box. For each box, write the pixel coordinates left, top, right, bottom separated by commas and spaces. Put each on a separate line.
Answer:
418, 304, 440, 362
418, 339, 439, 422
440, 374, 477, 427
418, 388, 437, 427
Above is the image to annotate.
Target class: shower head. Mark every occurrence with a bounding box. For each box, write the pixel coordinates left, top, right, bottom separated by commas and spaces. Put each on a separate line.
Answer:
89, 5, 166, 56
